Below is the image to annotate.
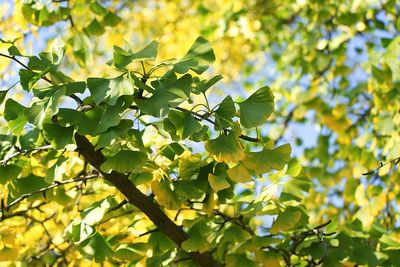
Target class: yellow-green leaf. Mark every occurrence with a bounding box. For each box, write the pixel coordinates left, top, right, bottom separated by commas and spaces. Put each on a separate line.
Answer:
205, 132, 245, 162
243, 143, 291, 174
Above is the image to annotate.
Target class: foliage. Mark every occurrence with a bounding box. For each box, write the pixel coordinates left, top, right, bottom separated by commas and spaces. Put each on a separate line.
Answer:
0, 0, 400, 266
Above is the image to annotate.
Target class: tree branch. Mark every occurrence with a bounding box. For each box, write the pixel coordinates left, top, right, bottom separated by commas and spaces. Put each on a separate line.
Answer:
174, 106, 260, 143
0, 144, 53, 165
0, 52, 82, 105
362, 156, 400, 175
74, 133, 221, 267
1, 173, 99, 212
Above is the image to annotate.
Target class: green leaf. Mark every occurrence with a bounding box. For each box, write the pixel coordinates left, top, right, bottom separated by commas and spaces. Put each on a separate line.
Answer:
25, 89, 64, 128
87, 78, 110, 105
87, 76, 135, 105
380, 235, 400, 250
189, 125, 209, 142
113, 40, 159, 69
208, 173, 230, 191
96, 103, 125, 133
226, 254, 257, 267
4, 99, 28, 135
270, 208, 302, 234
100, 150, 147, 173
95, 119, 133, 149
8, 174, 50, 201
182, 219, 211, 252
178, 154, 202, 180
242, 143, 291, 174
151, 178, 182, 209
101, 11, 121, 27
7, 45, 21, 56
222, 225, 251, 242
175, 180, 205, 199
65, 221, 96, 244
33, 82, 85, 99
0, 90, 8, 104
160, 142, 185, 161
135, 74, 192, 117
193, 75, 223, 94
214, 95, 236, 129
57, 108, 103, 135
227, 162, 251, 182
129, 172, 153, 185
239, 86, 275, 128
81, 197, 116, 225
181, 235, 210, 253
0, 165, 21, 184
174, 36, 215, 74
89, 2, 107, 15
85, 19, 105, 36
80, 233, 114, 262
115, 243, 147, 262
42, 123, 74, 150
255, 251, 282, 267
205, 132, 245, 162
167, 110, 202, 139
280, 176, 311, 202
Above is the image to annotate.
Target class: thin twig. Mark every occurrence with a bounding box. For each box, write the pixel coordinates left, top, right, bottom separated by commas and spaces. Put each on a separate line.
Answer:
362, 156, 400, 175
1, 174, 99, 212
0, 145, 53, 165
0, 52, 82, 104
174, 106, 259, 143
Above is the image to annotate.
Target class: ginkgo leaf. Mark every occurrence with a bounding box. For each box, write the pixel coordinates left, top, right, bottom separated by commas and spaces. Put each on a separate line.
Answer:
115, 243, 147, 262
205, 132, 245, 162
208, 173, 230, 191
239, 86, 274, 128
243, 143, 291, 174
226, 254, 257, 267
87, 76, 135, 105
181, 235, 210, 253
193, 75, 223, 94
227, 162, 252, 182
222, 225, 251, 242
167, 110, 202, 139
135, 74, 192, 117
174, 36, 215, 74
85, 19, 105, 36
95, 119, 133, 149
100, 150, 147, 173
255, 251, 282, 267
4, 99, 28, 135
80, 233, 114, 262
270, 208, 302, 234
42, 122, 74, 150
113, 40, 159, 69
151, 179, 182, 210
81, 197, 116, 225
214, 95, 236, 129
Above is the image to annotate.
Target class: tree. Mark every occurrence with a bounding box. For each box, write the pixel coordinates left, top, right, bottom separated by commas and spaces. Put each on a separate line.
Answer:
0, 0, 400, 266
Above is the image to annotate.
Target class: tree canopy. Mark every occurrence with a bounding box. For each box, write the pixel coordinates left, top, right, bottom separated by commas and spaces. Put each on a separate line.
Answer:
0, 0, 400, 266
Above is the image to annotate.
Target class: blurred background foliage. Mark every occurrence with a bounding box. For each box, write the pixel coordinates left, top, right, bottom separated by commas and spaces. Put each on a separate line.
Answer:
1, 0, 400, 266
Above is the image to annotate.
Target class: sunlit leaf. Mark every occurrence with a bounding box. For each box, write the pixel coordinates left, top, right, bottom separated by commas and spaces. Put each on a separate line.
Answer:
239, 86, 274, 128
100, 150, 147, 173
243, 144, 291, 174
205, 132, 245, 162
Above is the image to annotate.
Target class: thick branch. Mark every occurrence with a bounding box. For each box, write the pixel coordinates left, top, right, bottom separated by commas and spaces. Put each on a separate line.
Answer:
74, 133, 221, 267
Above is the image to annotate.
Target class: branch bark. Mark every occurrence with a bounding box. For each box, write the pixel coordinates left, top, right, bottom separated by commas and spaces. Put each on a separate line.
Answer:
74, 133, 221, 267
